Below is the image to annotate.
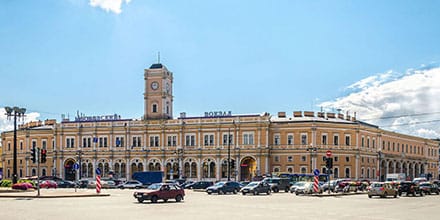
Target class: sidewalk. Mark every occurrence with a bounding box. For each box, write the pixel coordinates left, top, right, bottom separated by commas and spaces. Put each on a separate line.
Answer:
0, 188, 110, 198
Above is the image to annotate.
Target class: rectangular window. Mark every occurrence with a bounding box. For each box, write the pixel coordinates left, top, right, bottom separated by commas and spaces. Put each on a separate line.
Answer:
287, 156, 293, 162
243, 133, 254, 145
334, 156, 339, 162
104, 137, 108, 147
99, 137, 103, 147
32, 140, 37, 148
301, 134, 307, 145
83, 138, 87, 148
367, 137, 370, 148
322, 134, 327, 145
223, 134, 233, 145
361, 136, 365, 147
345, 135, 350, 146
333, 135, 339, 146
149, 136, 159, 147
274, 134, 280, 145
301, 156, 306, 162
372, 139, 376, 148
345, 156, 350, 162
42, 140, 47, 149
287, 134, 293, 145
203, 134, 214, 146
274, 156, 280, 162
115, 137, 124, 147
65, 138, 75, 148
185, 135, 195, 146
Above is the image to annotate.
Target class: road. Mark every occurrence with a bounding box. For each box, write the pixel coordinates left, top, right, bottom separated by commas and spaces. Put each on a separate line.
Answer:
0, 188, 438, 220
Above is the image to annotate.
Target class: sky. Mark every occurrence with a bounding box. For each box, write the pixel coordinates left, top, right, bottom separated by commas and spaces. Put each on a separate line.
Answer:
1, 0, 440, 139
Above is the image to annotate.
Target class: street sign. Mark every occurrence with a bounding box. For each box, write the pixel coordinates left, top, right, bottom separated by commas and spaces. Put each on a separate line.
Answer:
326, 150, 332, 157
96, 168, 101, 175
313, 169, 320, 176
73, 163, 79, 170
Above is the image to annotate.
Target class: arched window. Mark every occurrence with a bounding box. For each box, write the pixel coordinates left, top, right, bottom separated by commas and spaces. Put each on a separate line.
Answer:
42, 169, 46, 176
152, 104, 158, 113
300, 167, 307, 174
287, 167, 293, 173
334, 168, 339, 178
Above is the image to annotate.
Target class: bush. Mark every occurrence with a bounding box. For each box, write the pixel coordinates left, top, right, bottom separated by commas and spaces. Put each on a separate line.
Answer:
18, 179, 36, 187
0, 179, 12, 187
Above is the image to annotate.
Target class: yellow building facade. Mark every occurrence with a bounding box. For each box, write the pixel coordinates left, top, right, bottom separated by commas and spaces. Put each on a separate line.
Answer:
1, 63, 439, 182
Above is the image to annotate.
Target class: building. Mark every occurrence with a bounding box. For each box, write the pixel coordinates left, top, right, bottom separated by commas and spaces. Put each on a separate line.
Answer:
1, 63, 439, 182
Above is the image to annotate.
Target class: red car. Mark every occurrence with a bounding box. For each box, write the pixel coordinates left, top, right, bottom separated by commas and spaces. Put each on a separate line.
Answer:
133, 183, 185, 203
12, 182, 35, 190
39, 180, 58, 189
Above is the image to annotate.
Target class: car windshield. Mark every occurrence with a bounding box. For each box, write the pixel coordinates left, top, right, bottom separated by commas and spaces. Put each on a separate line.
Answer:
247, 182, 259, 187
147, 183, 162, 190
214, 182, 225, 186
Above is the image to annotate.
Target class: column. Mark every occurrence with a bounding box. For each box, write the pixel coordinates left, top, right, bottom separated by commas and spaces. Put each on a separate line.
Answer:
126, 158, 130, 180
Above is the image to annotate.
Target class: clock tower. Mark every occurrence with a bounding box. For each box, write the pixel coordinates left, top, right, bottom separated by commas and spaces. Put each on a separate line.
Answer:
144, 63, 173, 120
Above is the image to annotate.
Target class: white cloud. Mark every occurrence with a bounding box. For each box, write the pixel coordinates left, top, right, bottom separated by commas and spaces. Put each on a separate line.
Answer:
89, 0, 131, 14
320, 65, 440, 139
0, 108, 41, 134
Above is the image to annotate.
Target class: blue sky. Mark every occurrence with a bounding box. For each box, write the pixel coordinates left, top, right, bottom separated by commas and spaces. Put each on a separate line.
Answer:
1, 0, 440, 138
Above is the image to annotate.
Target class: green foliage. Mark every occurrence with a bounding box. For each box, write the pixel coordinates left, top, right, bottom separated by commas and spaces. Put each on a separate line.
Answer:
18, 179, 36, 187
0, 179, 12, 187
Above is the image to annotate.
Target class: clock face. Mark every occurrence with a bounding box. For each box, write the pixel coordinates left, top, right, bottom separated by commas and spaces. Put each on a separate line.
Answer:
151, 81, 159, 90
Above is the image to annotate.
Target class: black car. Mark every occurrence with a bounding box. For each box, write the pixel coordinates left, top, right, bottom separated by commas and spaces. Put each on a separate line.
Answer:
206, 181, 241, 194
56, 180, 76, 188
262, 178, 291, 192
240, 181, 271, 195
419, 182, 440, 195
398, 181, 424, 196
187, 181, 214, 189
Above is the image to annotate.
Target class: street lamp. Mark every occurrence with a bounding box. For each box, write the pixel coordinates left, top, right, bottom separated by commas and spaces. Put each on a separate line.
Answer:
306, 145, 318, 173
378, 150, 383, 181
4, 106, 26, 184
227, 120, 235, 181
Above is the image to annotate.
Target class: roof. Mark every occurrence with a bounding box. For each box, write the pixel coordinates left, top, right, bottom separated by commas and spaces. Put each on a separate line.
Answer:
149, 63, 164, 69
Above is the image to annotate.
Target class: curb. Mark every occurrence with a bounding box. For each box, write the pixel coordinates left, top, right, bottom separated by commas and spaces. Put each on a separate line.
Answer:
0, 193, 110, 198
312, 192, 368, 197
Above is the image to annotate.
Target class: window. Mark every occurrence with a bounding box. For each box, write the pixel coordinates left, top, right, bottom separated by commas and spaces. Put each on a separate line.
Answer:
333, 134, 339, 146
152, 104, 158, 113
287, 134, 293, 145
167, 135, 177, 147
115, 137, 124, 147
20, 141, 23, 150
301, 133, 307, 145
99, 137, 103, 147
223, 134, 233, 145
301, 156, 306, 162
243, 133, 254, 145
361, 136, 365, 147
66, 138, 74, 148
7, 142, 11, 151
345, 168, 350, 178
42, 140, 47, 150
273, 167, 280, 173
322, 134, 327, 145
274, 134, 280, 145
186, 135, 195, 146
287, 156, 293, 162
367, 137, 370, 148
132, 136, 141, 147
372, 138, 376, 148
345, 135, 350, 146
345, 156, 350, 162
149, 136, 159, 147
274, 156, 280, 162
103, 137, 108, 147
204, 134, 214, 146
334, 156, 339, 162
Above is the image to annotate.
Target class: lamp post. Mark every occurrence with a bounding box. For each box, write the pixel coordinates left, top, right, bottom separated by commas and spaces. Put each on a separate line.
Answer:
307, 145, 318, 173
378, 150, 383, 181
227, 120, 235, 181
4, 106, 26, 184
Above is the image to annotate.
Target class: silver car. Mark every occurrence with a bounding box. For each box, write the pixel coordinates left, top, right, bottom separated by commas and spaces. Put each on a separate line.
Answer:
119, 180, 143, 189
368, 182, 398, 198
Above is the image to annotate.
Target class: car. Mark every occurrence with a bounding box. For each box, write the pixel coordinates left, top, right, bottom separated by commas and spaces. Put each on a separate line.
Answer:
133, 183, 185, 203
119, 180, 144, 189
206, 181, 241, 194
180, 180, 194, 189
321, 180, 337, 192
368, 182, 398, 198
39, 180, 58, 189
294, 182, 323, 195
186, 181, 214, 190
240, 181, 271, 195
56, 180, 76, 188
419, 182, 440, 195
262, 177, 291, 192
12, 182, 34, 190
398, 181, 423, 196
290, 181, 307, 193
412, 178, 427, 184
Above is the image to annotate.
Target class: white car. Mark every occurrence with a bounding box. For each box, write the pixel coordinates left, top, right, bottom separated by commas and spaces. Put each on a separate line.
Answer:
118, 180, 143, 189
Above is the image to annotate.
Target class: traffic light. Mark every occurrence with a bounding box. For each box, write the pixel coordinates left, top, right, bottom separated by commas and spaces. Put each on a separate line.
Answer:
41, 149, 47, 163
31, 146, 37, 163
326, 157, 333, 169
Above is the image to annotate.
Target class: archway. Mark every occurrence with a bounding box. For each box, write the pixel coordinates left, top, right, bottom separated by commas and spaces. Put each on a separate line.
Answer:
64, 159, 76, 181
240, 156, 257, 181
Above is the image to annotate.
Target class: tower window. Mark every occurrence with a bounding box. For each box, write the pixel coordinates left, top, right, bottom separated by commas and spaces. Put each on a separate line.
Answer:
152, 104, 158, 113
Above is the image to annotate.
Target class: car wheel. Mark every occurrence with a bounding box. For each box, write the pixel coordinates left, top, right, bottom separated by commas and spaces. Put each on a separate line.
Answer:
233, 189, 238, 194
242, 192, 246, 195
175, 195, 183, 202
394, 193, 397, 198
207, 192, 212, 195
137, 198, 144, 203
274, 188, 279, 193
253, 191, 258, 195
368, 195, 372, 198
267, 190, 271, 195
163, 199, 168, 202
151, 196, 158, 203
436, 191, 439, 195
285, 187, 289, 192
295, 191, 299, 196
398, 192, 402, 196
420, 192, 424, 197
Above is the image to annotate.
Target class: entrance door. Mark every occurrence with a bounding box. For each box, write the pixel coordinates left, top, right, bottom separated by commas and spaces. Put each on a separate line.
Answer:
64, 160, 76, 181
240, 157, 257, 181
